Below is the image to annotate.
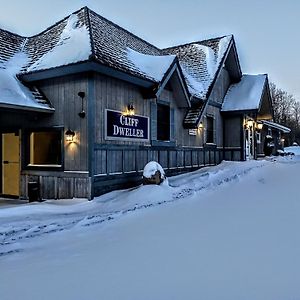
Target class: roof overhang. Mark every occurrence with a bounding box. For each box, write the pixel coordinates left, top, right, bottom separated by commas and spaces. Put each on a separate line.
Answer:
0, 102, 55, 113
155, 60, 191, 108
20, 61, 155, 89
261, 120, 291, 133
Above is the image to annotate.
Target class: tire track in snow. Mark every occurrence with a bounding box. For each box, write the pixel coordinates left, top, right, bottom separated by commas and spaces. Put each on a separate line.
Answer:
0, 161, 267, 257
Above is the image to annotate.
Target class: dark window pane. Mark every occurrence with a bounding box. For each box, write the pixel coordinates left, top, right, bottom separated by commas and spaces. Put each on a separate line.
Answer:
206, 116, 214, 143
157, 104, 170, 141
29, 131, 62, 165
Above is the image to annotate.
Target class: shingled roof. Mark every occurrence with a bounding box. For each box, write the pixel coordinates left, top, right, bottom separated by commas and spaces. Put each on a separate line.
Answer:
162, 36, 233, 101
0, 29, 53, 112
0, 6, 236, 117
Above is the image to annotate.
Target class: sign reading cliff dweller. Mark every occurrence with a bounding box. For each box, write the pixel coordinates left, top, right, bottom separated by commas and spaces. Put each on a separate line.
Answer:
105, 109, 149, 142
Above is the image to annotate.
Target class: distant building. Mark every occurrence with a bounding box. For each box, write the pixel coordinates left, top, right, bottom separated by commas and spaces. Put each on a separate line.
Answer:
0, 7, 289, 200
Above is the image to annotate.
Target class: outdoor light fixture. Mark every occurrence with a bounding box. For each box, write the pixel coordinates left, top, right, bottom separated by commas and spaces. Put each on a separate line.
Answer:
247, 120, 254, 128
65, 129, 75, 142
126, 103, 135, 116
198, 122, 203, 129
78, 91, 86, 118
256, 122, 263, 130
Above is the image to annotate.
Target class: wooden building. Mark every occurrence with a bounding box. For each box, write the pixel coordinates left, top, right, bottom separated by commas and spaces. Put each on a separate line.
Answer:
0, 7, 288, 201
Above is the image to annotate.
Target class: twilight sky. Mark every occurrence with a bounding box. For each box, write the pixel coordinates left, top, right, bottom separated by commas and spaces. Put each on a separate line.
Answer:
1, 0, 299, 100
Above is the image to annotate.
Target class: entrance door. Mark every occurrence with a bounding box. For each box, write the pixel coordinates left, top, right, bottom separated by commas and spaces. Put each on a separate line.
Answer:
245, 127, 255, 160
2, 133, 20, 196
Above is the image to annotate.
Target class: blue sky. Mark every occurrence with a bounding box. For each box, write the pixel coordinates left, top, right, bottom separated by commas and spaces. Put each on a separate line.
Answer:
1, 0, 299, 100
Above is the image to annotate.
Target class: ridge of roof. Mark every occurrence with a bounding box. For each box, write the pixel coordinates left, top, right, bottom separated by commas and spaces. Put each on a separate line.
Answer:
87, 7, 160, 52
0, 27, 26, 39
162, 35, 233, 51
26, 7, 87, 39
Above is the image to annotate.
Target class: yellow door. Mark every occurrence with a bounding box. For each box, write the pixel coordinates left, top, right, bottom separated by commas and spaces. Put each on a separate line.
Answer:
2, 133, 20, 196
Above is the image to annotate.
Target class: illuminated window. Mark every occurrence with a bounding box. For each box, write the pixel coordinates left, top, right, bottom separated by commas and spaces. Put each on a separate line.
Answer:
28, 130, 62, 167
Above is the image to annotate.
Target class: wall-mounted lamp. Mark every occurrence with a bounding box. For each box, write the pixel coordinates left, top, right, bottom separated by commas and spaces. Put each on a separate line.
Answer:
256, 122, 263, 130
65, 129, 75, 142
198, 122, 203, 129
78, 92, 86, 118
247, 120, 254, 128
126, 103, 135, 116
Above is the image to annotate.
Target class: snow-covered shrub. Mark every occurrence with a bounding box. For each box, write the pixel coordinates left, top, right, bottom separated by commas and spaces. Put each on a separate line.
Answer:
142, 161, 166, 185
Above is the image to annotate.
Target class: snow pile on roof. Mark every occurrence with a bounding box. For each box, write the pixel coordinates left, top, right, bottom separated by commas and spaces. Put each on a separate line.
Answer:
164, 35, 232, 100
222, 74, 267, 112
126, 48, 175, 82
27, 14, 92, 72
0, 52, 50, 109
196, 36, 231, 80
143, 161, 166, 179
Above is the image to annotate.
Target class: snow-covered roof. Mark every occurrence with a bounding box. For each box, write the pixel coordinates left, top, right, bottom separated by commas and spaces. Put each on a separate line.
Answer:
27, 14, 92, 72
0, 6, 235, 115
262, 120, 291, 133
163, 36, 232, 100
126, 48, 176, 82
0, 51, 53, 112
221, 74, 267, 112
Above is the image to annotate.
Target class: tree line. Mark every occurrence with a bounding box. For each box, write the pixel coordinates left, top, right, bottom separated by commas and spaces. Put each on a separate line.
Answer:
270, 82, 300, 146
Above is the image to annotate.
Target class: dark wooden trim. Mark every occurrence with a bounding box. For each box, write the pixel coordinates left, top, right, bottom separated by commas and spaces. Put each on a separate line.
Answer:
208, 101, 222, 108
22, 127, 64, 171
21, 61, 155, 89
0, 134, 2, 194
151, 141, 176, 147
88, 73, 95, 199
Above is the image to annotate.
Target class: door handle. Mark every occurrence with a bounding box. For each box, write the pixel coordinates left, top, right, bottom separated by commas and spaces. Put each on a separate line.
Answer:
3, 161, 9, 164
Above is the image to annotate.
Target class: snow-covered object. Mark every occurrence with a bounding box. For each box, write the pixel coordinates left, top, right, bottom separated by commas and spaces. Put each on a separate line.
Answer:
28, 14, 92, 72
222, 74, 267, 111
284, 146, 300, 155
0, 52, 50, 109
126, 48, 175, 82
143, 161, 165, 179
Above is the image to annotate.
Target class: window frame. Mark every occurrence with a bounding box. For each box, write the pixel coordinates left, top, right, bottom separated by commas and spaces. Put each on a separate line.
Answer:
157, 103, 171, 142
205, 115, 215, 144
23, 127, 64, 171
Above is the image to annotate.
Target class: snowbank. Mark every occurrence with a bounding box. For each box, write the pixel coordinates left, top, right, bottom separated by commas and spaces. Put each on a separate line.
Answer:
1, 157, 300, 299
284, 146, 300, 155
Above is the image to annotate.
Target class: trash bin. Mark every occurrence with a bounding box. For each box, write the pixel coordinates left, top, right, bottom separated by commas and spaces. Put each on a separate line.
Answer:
28, 181, 40, 202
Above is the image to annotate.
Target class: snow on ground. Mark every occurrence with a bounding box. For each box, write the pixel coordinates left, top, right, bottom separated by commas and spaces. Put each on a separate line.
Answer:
285, 145, 300, 155
1, 153, 300, 299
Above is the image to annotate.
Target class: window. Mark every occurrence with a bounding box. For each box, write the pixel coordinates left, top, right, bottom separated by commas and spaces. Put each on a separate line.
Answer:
206, 116, 214, 143
27, 129, 62, 167
157, 104, 170, 141
256, 132, 261, 144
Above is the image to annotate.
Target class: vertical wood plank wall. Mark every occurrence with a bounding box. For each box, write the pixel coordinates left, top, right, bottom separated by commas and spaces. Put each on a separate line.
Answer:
18, 74, 91, 199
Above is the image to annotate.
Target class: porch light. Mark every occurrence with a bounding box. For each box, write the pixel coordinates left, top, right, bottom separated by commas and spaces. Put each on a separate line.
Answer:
126, 103, 135, 116
65, 129, 75, 142
198, 122, 203, 129
256, 122, 263, 130
247, 120, 254, 128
